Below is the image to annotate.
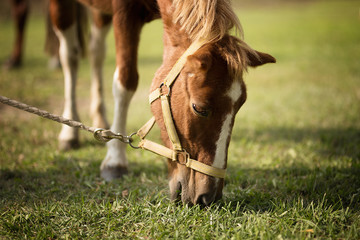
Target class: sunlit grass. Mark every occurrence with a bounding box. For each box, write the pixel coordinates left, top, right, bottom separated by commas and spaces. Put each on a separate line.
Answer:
1, 0, 359, 239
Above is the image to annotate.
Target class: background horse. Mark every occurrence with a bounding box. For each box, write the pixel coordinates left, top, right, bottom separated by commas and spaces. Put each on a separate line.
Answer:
49, 0, 275, 206
3, 0, 60, 70
3, 0, 29, 69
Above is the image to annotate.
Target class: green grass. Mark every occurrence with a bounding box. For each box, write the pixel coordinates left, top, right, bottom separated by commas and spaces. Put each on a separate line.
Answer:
1, 0, 359, 239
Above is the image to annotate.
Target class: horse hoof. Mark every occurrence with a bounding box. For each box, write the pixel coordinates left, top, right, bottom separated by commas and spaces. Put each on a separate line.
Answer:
101, 165, 128, 181
58, 139, 80, 151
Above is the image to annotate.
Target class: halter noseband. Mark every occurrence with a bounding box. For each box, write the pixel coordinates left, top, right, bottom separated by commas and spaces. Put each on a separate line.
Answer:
133, 40, 226, 179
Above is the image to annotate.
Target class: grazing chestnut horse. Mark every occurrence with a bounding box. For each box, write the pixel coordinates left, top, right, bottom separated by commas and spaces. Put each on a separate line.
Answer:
49, 0, 275, 206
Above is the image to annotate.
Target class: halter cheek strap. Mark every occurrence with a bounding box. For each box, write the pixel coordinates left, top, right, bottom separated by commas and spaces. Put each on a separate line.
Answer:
133, 39, 226, 179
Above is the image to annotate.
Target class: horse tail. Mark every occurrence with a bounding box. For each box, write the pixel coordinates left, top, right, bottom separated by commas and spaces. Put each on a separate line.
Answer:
172, 0, 243, 42
45, 2, 88, 58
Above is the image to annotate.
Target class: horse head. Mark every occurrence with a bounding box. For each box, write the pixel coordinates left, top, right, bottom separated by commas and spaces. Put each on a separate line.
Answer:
150, 35, 275, 206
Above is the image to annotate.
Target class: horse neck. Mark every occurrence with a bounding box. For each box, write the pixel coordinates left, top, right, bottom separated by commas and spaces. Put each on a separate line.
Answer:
158, 0, 192, 66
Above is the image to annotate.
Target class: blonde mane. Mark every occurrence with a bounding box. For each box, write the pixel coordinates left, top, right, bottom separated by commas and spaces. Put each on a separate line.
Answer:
172, 0, 258, 77
172, 0, 243, 42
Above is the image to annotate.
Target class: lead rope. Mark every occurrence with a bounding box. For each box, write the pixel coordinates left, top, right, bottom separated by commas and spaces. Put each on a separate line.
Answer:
0, 95, 132, 144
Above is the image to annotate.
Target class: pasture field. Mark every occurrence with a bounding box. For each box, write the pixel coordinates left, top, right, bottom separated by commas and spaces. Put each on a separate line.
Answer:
0, 0, 359, 239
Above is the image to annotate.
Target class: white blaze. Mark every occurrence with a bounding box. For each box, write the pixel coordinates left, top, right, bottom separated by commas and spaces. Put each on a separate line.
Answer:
212, 80, 242, 170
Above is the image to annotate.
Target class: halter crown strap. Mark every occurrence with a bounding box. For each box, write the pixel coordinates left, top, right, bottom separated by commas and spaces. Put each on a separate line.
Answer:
163, 39, 207, 87
149, 39, 208, 104
134, 39, 227, 179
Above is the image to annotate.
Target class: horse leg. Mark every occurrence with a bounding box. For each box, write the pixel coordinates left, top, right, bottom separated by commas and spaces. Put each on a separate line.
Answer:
45, 8, 61, 70
101, 2, 153, 180
89, 11, 112, 129
49, 0, 81, 150
4, 0, 29, 69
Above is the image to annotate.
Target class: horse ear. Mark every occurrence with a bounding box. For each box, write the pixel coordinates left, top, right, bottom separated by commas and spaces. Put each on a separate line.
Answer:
247, 50, 276, 67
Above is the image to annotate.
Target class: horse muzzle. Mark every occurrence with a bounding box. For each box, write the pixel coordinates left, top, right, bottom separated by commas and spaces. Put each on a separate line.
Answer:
169, 165, 224, 206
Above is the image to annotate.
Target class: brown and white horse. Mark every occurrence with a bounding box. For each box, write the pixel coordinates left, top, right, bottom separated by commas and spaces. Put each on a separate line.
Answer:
49, 0, 275, 206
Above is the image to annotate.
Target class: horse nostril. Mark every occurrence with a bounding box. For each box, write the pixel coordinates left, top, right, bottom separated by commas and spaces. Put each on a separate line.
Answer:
195, 194, 214, 207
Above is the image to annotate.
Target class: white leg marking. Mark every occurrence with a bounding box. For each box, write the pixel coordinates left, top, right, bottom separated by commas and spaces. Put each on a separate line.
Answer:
54, 24, 80, 143
212, 80, 242, 169
101, 67, 134, 169
89, 23, 111, 128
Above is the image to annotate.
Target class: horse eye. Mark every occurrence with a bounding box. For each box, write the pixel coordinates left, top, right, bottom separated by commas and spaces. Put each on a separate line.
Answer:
192, 103, 211, 117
